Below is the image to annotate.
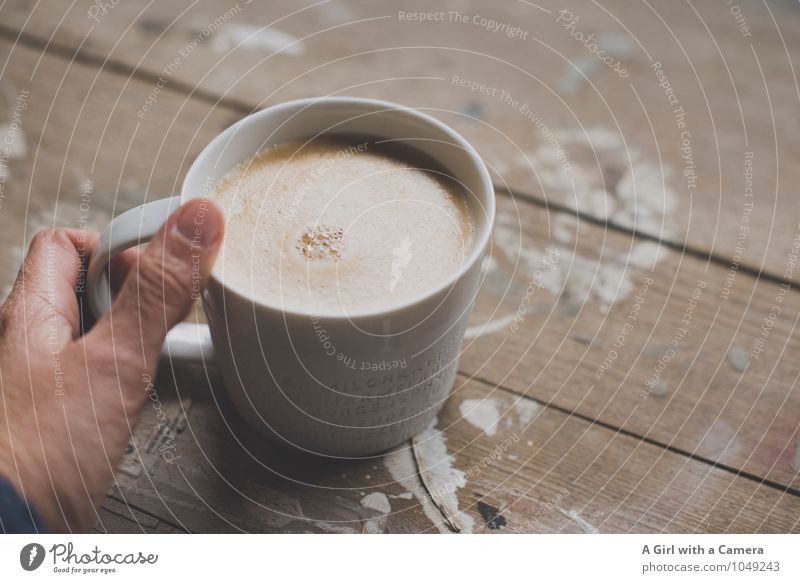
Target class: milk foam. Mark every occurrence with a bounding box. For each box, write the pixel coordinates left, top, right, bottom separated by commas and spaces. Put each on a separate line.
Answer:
210, 138, 473, 312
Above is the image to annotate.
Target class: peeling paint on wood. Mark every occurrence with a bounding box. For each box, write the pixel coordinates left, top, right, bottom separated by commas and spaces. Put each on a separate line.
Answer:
411, 427, 475, 533
558, 507, 598, 533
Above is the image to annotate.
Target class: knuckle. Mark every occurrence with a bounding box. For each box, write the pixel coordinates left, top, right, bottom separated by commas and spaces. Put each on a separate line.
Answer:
137, 251, 193, 310
30, 228, 75, 259
30, 229, 55, 248
50, 228, 75, 249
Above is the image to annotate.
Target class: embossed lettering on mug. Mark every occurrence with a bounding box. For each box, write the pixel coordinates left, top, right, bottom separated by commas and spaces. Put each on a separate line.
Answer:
210, 138, 474, 312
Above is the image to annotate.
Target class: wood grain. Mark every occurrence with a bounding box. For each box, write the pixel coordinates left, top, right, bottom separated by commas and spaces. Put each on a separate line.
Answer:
90, 498, 186, 534
4, 34, 795, 491
0, 15, 798, 532
105, 368, 800, 533
0, 37, 230, 295
1, 0, 800, 279
461, 194, 800, 489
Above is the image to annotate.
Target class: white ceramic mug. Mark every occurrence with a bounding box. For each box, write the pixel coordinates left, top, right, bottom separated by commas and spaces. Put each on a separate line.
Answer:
87, 97, 494, 457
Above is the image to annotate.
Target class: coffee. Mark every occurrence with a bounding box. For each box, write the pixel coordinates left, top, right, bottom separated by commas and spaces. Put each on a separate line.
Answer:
210, 137, 473, 312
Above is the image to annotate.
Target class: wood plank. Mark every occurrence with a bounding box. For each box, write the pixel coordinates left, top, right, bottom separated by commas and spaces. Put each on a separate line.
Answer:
90, 498, 186, 534
3, 33, 797, 530
0, 37, 232, 297
2, 0, 800, 279
462, 194, 800, 488
108, 368, 800, 533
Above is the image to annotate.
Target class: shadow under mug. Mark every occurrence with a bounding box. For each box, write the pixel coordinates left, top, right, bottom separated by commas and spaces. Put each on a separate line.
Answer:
86, 97, 495, 457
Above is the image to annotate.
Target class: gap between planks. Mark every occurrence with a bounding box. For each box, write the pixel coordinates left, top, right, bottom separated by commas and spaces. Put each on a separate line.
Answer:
0, 23, 257, 114
2, 18, 798, 522
0, 22, 792, 288
459, 372, 800, 499
494, 184, 792, 290
105, 493, 190, 533
101, 372, 800, 534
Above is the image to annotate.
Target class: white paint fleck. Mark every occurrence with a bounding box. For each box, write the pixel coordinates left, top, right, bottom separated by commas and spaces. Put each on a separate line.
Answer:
311, 0, 356, 23
212, 24, 304, 56
625, 241, 665, 270
515, 398, 540, 425
316, 522, 359, 534
360, 492, 391, 514
647, 380, 669, 398
552, 213, 575, 244
701, 419, 742, 459
558, 507, 598, 533
464, 312, 515, 339
389, 491, 414, 500
412, 426, 475, 533
559, 35, 633, 94
614, 163, 676, 235
459, 398, 502, 436
597, 33, 634, 58
560, 57, 598, 94
727, 346, 750, 373
384, 447, 450, 534
494, 207, 664, 309
579, 188, 616, 220
362, 518, 385, 534
591, 261, 633, 306
525, 127, 677, 240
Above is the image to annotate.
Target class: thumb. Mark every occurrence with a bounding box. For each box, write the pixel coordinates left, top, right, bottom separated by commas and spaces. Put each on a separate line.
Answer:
88, 197, 224, 361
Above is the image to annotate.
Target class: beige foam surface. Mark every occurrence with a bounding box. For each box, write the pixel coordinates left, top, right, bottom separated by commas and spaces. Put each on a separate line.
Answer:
211, 139, 473, 313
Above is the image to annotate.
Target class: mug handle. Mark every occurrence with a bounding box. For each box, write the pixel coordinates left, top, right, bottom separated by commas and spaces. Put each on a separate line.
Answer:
86, 196, 215, 363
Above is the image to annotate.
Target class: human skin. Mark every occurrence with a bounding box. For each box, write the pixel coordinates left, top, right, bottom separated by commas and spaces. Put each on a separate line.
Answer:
0, 198, 224, 532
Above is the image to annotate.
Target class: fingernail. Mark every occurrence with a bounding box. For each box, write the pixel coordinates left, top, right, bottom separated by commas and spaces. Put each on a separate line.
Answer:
176, 198, 223, 247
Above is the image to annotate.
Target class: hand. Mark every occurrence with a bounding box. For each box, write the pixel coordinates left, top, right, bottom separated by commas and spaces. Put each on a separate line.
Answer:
0, 198, 224, 532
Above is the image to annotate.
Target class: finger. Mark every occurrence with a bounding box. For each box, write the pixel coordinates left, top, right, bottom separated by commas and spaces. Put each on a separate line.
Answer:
1, 228, 98, 342
109, 247, 139, 293
86, 198, 223, 363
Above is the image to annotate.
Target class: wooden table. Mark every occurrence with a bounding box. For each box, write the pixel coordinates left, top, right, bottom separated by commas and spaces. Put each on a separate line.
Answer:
1, 0, 798, 533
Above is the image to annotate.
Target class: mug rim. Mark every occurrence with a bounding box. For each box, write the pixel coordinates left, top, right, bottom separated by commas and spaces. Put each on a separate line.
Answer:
183, 96, 495, 320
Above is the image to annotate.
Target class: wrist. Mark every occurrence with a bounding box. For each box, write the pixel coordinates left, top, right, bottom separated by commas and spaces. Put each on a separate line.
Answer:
0, 474, 49, 533
0, 431, 72, 532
